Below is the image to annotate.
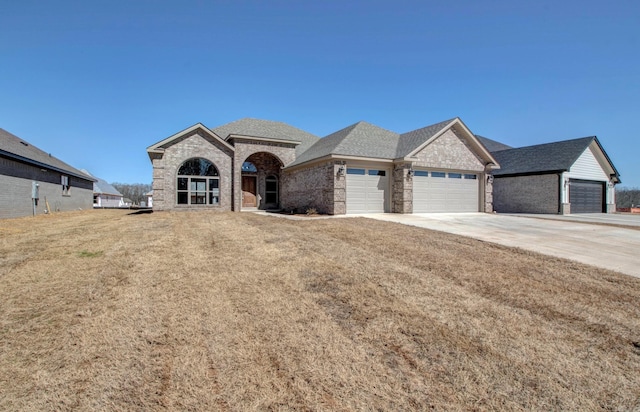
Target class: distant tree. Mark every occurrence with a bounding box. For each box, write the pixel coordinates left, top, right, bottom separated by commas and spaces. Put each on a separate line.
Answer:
616, 187, 640, 208
112, 183, 152, 206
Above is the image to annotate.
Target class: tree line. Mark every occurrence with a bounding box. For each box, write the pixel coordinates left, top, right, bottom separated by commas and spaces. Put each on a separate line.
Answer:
112, 183, 152, 206
616, 187, 640, 208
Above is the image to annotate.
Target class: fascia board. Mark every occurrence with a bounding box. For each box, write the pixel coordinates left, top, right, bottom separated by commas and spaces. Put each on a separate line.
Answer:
589, 139, 620, 182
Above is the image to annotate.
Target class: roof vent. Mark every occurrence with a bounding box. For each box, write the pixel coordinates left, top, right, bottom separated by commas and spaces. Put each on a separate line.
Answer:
20, 141, 28, 146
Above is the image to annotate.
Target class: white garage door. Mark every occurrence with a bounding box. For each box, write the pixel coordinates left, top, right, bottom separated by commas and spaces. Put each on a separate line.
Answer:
413, 170, 479, 212
346, 168, 389, 213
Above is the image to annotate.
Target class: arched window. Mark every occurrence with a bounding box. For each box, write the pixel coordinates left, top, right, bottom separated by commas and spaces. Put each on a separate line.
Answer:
242, 162, 257, 172
176, 158, 220, 205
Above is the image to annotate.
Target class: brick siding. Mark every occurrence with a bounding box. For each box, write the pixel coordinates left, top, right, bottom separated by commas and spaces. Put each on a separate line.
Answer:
493, 174, 560, 214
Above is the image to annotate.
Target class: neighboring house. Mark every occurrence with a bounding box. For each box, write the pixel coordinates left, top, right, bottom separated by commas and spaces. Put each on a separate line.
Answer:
144, 190, 153, 208
147, 117, 499, 214
81, 170, 125, 208
0, 128, 95, 219
479, 136, 620, 214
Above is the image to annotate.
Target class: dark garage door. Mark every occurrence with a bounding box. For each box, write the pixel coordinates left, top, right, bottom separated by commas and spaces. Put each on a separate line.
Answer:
569, 179, 604, 213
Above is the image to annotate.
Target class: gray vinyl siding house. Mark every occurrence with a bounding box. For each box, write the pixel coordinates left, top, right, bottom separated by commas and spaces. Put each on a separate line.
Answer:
0, 128, 95, 219
147, 118, 498, 215
480, 136, 620, 214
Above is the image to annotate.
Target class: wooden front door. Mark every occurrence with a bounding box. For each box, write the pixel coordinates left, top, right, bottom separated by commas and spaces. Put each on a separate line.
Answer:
242, 176, 257, 207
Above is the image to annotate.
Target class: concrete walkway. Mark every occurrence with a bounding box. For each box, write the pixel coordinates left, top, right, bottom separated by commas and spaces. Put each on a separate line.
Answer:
356, 213, 640, 279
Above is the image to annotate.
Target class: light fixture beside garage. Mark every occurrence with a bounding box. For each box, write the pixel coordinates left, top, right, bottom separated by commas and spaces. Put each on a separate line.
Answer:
337, 164, 346, 176
407, 167, 414, 178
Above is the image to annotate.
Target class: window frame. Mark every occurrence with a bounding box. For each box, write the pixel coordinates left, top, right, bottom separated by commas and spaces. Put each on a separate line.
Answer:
176, 158, 220, 206
61, 175, 70, 196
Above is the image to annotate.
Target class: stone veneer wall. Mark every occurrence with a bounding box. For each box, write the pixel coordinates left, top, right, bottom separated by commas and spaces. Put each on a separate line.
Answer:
392, 163, 413, 213
412, 128, 485, 172
281, 161, 345, 214
493, 174, 560, 214
484, 173, 494, 213
151, 131, 234, 211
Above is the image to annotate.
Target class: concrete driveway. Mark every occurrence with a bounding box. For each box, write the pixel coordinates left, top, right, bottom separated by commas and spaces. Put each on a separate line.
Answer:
358, 213, 640, 278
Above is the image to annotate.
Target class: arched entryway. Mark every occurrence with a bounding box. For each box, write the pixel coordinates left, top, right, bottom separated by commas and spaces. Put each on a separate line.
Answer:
241, 152, 283, 210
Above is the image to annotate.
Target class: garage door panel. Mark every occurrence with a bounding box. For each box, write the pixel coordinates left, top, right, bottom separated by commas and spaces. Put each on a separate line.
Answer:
414, 170, 479, 213
346, 168, 389, 214
570, 179, 604, 213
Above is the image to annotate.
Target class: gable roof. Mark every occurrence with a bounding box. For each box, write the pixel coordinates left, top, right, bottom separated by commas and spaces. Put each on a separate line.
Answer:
212, 118, 320, 156
288, 121, 400, 167
399, 118, 498, 167
288, 117, 499, 169
81, 170, 123, 196
397, 118, 456, 157
0, 128, 95, 181
475, 135, 513, 152
147, 123, 234, 156
491, 136, 620, 182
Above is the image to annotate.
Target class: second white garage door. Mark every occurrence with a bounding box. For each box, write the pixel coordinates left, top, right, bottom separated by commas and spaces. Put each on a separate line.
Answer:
346, 168, 389, 213
413, 170, 479, 212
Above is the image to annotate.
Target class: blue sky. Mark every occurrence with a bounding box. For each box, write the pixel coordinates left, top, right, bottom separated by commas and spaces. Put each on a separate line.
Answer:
1, 0, 639, 187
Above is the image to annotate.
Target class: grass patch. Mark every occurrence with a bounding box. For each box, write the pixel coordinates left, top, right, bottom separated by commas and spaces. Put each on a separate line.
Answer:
78, 250, 104, 258
0, 209, 639, 410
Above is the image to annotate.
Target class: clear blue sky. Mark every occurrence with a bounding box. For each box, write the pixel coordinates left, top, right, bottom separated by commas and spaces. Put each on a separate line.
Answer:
1, 0, 639, 187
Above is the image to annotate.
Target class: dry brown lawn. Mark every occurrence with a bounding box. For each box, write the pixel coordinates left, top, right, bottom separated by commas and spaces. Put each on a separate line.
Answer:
1, 210, 639, 411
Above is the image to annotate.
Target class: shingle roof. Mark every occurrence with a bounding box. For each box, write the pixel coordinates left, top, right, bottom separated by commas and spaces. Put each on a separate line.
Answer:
212, 118, 320, 157
397, 118, 456, 157
491, 137, 596, 176
81, 170, 123, 196
475, 135, 513, 152
0, 128, 94, 181
289, 121, 400, 167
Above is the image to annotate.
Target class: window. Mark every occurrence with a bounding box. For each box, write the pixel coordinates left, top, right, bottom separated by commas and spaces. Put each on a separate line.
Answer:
431, 171, 446, 178
61, 175, 70, 195
265, 175, 278, 204
449, 173, 462, 179
464, 174, 477, 180
414, 170, 429, 177
347, 168, 365, 175
176, 158, 220, 205
368, 170, 386, 176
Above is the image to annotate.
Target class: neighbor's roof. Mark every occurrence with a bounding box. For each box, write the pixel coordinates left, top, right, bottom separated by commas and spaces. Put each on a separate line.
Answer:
81, 170, 123, 196
212, 118, 320, 156
0, 128, 95, 181
289, 121, 400, 167
475, 135, 513, 152
491, 136, 619, 180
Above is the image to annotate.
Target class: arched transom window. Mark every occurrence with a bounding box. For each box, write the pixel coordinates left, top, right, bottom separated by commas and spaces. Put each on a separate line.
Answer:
176, 158, 220, 205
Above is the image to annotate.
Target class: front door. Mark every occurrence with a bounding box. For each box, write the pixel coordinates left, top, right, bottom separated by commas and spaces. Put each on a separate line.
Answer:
242, 176, 257, 207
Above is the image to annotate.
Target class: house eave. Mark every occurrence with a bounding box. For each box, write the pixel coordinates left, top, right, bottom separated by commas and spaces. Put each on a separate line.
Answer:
0, 149, 97, 182
227, 134, 301, 146
284, 154, 394, 172
493, 169, 566, 178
